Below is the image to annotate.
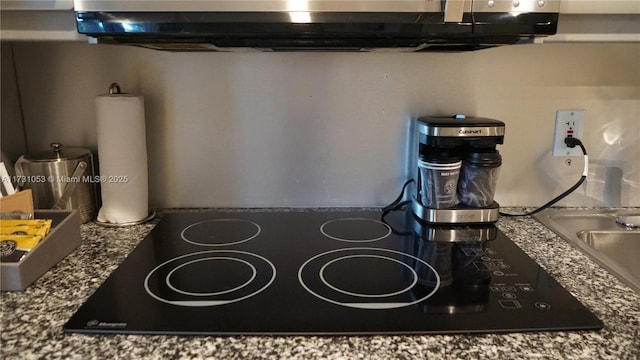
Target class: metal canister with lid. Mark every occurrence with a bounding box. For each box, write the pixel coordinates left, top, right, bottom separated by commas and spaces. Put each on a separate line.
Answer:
14, 143, 98, 223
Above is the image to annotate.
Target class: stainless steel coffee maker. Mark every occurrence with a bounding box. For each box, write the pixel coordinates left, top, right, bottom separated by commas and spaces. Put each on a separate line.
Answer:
410, 115, 505, 241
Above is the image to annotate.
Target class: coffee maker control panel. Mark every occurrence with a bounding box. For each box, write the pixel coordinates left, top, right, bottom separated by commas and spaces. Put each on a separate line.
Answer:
417, 115, 505, 147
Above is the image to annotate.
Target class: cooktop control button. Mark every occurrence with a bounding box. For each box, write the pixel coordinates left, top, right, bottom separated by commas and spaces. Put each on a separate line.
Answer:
535, 302, 552, 310
499, 300, 523, 309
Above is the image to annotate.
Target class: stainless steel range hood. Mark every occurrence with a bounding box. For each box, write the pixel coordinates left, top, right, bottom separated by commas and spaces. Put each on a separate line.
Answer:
74, 0, 560, 51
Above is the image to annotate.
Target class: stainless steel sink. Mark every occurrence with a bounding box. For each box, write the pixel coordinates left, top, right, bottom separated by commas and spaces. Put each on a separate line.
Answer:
534, 209, 640, 294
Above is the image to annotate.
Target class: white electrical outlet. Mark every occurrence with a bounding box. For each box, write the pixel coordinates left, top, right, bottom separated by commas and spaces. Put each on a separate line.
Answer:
552, 110, 585, 157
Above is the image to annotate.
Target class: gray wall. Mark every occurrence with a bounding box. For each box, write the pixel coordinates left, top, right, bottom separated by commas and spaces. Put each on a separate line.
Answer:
2, 41, 639, 207
1, 43, 27, 175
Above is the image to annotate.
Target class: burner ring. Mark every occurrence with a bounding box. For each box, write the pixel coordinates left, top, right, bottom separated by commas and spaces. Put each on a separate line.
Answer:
319, 254, 418, 298
299, 247, 440, 310
166, 257, 257, 297
144, 250, 276, 307
180, 219, 262, 247
320, 218, 392, 243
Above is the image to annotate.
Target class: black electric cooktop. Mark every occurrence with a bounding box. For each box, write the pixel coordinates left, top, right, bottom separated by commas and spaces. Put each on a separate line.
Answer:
64, 210, 602, 335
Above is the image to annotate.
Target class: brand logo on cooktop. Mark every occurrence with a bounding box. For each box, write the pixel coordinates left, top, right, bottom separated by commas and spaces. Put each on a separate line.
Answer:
86, 319, 127, 329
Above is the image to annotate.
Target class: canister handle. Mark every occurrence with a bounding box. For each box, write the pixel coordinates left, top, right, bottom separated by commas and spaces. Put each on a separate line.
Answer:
51, 142, 64, 158
13, 156, 27, 189
52, 161, 87, 210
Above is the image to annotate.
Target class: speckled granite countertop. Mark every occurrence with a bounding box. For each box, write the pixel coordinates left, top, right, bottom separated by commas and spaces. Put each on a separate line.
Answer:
1, 208, 639, 360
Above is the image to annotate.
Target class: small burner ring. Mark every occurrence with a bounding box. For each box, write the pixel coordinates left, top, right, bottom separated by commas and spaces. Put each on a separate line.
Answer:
320, 218, 392, 243
319, 254, 418, 298
166, 257, 257, 297
180, 219, 262, 247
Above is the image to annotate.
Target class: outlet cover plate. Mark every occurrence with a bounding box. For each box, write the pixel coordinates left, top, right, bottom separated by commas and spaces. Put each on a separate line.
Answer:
553, 110, 585, 157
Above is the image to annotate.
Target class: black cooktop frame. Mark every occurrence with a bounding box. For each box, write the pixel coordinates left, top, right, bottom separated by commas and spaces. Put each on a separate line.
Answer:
64, 210, 602, 335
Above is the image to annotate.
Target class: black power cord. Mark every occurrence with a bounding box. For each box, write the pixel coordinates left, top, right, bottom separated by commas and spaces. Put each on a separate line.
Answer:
499, 136, 589, 217
380, 178, 414, 236
381, 179, 414, 215
382, 136, 588, 219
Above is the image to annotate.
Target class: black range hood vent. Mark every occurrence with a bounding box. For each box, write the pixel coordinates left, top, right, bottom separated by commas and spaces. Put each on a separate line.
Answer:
74, 0, 560, 51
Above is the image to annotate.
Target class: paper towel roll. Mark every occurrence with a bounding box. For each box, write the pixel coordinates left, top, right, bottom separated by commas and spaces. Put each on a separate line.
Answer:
95, 93, 149, 224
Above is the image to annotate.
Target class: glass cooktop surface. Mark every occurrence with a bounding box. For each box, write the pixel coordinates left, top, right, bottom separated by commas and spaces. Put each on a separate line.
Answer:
64, 210, 602, 335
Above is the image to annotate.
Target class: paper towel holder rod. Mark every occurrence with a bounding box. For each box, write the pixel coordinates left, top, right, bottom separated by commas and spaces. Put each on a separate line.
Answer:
109, 83, 123, 95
